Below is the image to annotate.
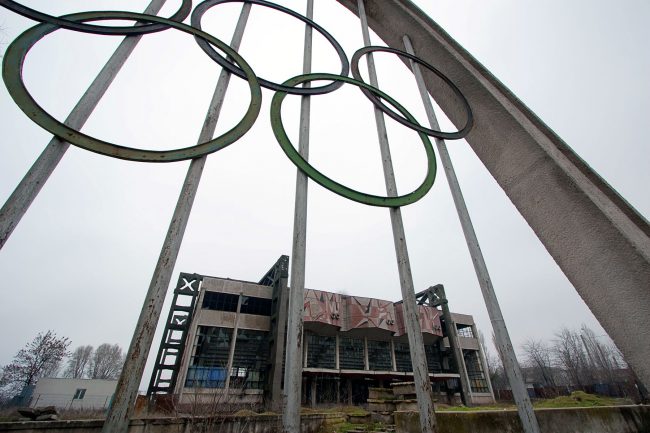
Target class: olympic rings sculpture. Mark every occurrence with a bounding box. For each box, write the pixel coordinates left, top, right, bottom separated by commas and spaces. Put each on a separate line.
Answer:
0, 0, 473, 207
0, 0, 193, 35
3, 11, 262, 162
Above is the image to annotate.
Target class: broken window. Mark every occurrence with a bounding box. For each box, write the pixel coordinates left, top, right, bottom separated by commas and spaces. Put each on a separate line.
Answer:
457, 326, 474, 338
202, 292, 239, 312
367, 340, 392, 371
464, 350, 490, 393
230, 329, 268, 389
185, 326, 231, 388
339, 337, 365, 370
239, 295, 272, 316
306, 333, 336, 369
425, 342, 443, 373
394, 342, 412, 372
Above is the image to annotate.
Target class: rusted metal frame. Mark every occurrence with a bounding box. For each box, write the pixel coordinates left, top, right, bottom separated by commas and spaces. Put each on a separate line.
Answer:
356, 1, 437, 432
402, 34, 540, 432
146, 273, 202, 396
102, 5, 252, 433
429, 285, 472, 406
0, 0, 167, 250
282, 1, 313, 431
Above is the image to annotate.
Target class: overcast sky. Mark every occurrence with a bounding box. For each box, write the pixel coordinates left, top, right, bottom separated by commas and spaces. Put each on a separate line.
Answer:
1, 0, 648, 389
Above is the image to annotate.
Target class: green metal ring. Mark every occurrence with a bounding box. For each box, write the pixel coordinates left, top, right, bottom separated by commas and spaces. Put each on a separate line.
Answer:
2, 11, 262, 162
271, 73, 436, 208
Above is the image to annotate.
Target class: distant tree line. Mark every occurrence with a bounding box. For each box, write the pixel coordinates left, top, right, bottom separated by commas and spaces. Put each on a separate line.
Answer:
64, 344, 125, 380
481, 325, 647, 401
0, 331, 125, 404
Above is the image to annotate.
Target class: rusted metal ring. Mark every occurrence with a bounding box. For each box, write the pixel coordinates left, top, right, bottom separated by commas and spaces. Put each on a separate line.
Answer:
0, 0, 192, 36
2, 11, 262, 162
192, 0, 349, 95
352, 46, 473, 140
271, 73, 436, 208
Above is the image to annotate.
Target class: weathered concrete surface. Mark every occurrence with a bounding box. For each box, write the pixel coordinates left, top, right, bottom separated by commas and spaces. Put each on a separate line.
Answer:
0, 413, 344, 433
335, 0, 650, 388
3, 408, 645, 433
395, 406, 650, 433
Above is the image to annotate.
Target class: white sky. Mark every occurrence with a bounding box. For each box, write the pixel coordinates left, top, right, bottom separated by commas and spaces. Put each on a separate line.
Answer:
1, 0, 648, 388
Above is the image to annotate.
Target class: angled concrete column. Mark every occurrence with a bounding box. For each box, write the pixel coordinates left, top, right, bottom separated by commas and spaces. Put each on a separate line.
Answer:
336, 0, 650, 388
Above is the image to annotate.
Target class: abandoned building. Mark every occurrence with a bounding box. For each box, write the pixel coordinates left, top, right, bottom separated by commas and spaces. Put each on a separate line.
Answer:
148, 256, 494, 407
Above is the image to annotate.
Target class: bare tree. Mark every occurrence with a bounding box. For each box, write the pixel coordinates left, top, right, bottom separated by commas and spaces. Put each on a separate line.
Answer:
64, 345, 94, 379
0, 331, 70, 396
521, 338, 556, 386
477, 331, 507, 392
89, 344, 124, 379
553, 327, 595, 389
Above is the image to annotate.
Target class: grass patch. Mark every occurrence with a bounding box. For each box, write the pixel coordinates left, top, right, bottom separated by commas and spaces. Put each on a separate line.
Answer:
437, 391, 632, 412
321, 421, 385, 433
534, 391, 630, 408
302, 405, 368, 416
437, 404, 511, 412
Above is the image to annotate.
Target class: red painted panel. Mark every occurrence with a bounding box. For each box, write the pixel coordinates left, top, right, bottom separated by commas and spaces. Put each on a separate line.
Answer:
303, 289, 342, 327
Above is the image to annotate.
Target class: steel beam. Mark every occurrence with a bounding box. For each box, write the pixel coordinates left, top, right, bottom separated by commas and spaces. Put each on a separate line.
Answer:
336, 0, 650, 390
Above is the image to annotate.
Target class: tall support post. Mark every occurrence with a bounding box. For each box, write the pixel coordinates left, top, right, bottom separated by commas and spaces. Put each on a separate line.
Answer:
357, 2, 437, 432
337, 0, 649, 392
404, 35, 541, 433
430, 285, 472, 406
102, 6, 252, 433
0, 0, 168, 250
283, 1, 313, 431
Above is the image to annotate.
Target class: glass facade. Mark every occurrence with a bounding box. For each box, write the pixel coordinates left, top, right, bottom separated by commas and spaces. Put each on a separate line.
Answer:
457, 326, 474, 338
202, 292, 238, 312
306, 333, 336, 369
394, 342, 412, 372
185, 326, 268, 389
202, 292, 272, 316
338, 337, 365, 370
425, 342, 444, 373
239, 295, 272, 316
231, 329, 268, 389
464, 350, 490, 393
367, 340, 392, 371
186, 326, 231, 388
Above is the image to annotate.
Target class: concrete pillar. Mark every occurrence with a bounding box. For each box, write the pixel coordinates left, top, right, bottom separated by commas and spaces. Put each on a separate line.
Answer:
347, 379, 353, 405
364, 338, 369, 370
303, 332, 309, 368
224, 291, 243, 391
310, 378, 317, 408
335, 335, 340, 369
336, 0, 650, 390
269, 274, 289, 410
337, 379, 341, 404
435, 286, 472, 406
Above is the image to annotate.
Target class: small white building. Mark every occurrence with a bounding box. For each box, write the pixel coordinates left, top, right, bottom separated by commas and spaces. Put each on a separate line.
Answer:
31, 378, 117, 410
